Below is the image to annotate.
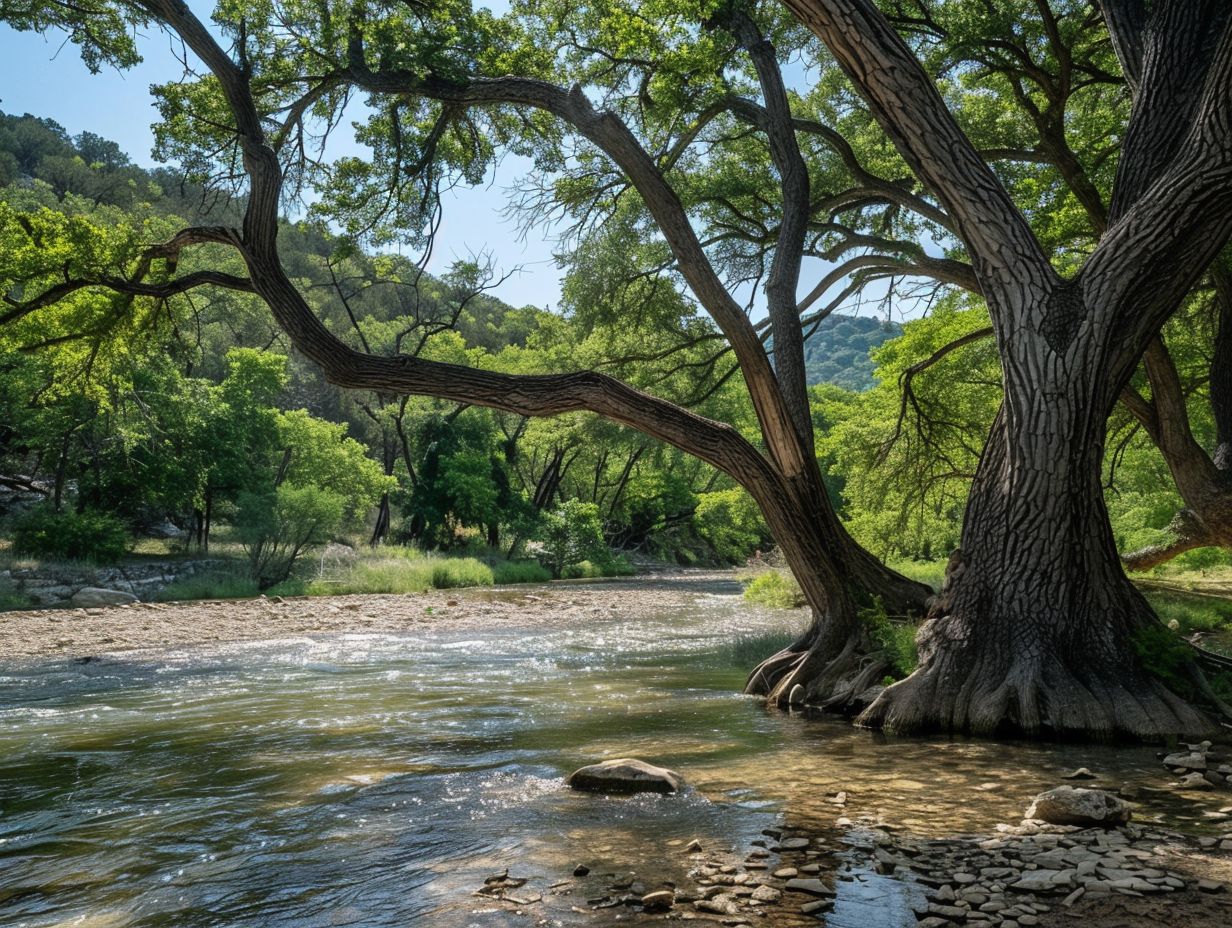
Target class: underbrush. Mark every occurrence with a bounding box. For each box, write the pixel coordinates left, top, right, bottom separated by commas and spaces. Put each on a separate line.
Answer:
861, 599, 920, 680
158, 571, 260, 601
560, 555, 636, 580
741, 569, 805, 608
492, 560, 553, 584
884, 558, 946, 591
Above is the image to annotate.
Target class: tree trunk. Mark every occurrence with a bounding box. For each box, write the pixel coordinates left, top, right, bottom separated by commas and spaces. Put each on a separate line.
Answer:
744, 467, 931, 710
370, 491, 392, 546
859, 368, 1216, 739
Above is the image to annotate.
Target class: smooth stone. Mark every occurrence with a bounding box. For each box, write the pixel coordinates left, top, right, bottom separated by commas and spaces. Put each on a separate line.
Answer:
1175, 772, 1212, 790
1010, 871, 1063, 892
641, 890, 674, 911
71, 587, 138, 607
567, 758, 683, 794
1198, 880, 1226, 894
779, 837, 810, 850
800, 899, 833, 914
750, 885, 781, 902
573, 864, 590, 877
773, 868, 798, 879
1162, 752, 1206, 771
1024, 787, 1131, 828
783, 878, 836, 897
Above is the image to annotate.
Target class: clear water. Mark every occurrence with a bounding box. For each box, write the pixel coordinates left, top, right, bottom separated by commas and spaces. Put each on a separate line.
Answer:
0, 576, 1220, 927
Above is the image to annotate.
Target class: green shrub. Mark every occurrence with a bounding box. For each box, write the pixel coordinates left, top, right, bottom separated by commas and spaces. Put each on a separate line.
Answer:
861, 600, 919, 678
742, 570, 806, 608
694, 488, 769, 563
493, 560, 552, 584
12, 505, 130, 564
884, 558, 947, 592
537, 499, 607, 578
158, 571, 260, 601
1132, 622, 1197, 695
236, 484, 346, 589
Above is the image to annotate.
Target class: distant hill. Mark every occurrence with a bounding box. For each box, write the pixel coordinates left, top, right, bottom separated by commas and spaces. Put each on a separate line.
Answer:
802, 313, 902, 390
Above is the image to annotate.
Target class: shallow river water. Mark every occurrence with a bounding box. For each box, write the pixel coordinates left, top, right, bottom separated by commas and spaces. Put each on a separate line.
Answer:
0, 576, 1218, 927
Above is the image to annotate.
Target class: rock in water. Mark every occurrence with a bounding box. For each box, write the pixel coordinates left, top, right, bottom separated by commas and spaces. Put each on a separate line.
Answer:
640, 890, 674, 911
1024, 786, 1131, 828
1062, 767, 1096, 780
71, 587, 138, 607
566, 758, 684, 794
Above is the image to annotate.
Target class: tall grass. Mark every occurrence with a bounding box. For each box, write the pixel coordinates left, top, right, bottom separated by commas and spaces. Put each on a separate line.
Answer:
158, 572, 260, 601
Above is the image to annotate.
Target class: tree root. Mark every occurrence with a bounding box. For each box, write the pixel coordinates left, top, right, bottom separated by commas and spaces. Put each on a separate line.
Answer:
745, 632, 891, 714
855, 635, 1218, 741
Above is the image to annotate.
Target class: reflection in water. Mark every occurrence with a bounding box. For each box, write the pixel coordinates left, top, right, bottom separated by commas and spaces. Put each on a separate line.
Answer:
0, 578, 1214, 927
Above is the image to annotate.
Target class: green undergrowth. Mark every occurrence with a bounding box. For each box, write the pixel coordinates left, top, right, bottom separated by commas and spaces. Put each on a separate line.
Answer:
158, 572, 261, 601
741, 569, 806, 608
861, 599, 920, 680
884, 558, 947, 591
155, 548, 569, 601
560, 556, 636, 580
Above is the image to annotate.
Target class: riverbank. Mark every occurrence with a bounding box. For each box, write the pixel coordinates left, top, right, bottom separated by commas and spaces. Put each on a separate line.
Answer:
0, 569, 750, 661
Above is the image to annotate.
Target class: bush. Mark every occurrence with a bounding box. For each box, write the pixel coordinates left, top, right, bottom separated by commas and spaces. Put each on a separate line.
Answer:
304, 551, 495, 595
694, 488, 769, 563
493, 560, 552, 584
742, 570, 805, 608
11, 505, 130, 564
236, 484, 346, 589
861, 600, 920, 678
537, 500, 608, 578
430, 558, 494, 588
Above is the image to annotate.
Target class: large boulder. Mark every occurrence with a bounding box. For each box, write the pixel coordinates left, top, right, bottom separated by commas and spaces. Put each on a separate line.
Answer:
71, 587, 139, 608
566, 758, 683, 794
1024, 786, 1131, 828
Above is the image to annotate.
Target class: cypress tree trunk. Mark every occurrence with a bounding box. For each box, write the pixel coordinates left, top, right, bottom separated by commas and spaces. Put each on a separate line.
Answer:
858, 334, 1216, 739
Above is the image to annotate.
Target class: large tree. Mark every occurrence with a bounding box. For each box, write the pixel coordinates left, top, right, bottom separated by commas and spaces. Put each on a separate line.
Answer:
5, 0, 1231, 737
775, 0, 1232, 736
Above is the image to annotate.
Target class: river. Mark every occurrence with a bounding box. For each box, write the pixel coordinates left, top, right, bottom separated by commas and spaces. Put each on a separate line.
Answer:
0, 575, 1214, 927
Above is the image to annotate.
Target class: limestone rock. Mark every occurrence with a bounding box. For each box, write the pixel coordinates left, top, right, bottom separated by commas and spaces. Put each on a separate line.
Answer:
1024, 787, 1131, 828
1176, 772, 1213, 790
566, 758, 683, 794
1163, 751, 1206, 771
641, 890, 674, 911
71, 587, 139, 608
1062, 768, 1096, 780
783, 878, 836, 897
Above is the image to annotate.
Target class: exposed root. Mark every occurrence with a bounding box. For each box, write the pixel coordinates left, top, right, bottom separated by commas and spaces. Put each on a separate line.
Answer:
745, 630, 892, 714
855, 628, 1219, 741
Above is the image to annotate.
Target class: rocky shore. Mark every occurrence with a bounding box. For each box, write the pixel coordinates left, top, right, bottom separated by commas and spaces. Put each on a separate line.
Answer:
476, 807, 1232, 927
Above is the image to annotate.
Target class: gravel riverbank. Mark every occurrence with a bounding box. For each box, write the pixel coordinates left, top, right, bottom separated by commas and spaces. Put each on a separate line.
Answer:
0, 570, 751, 662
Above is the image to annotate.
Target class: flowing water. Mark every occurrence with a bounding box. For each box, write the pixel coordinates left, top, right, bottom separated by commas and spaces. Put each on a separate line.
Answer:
0, 575, 1221, 927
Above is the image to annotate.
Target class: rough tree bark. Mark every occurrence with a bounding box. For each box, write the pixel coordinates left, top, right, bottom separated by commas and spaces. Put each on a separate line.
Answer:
782, 0, 1232, 737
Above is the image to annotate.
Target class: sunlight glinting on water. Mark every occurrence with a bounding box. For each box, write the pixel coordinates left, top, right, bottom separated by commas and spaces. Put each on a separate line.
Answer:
0, 580, 1212, 927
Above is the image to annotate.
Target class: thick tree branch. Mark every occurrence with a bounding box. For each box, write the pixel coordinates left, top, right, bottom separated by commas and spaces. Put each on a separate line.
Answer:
780, 0, 1056, 309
